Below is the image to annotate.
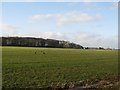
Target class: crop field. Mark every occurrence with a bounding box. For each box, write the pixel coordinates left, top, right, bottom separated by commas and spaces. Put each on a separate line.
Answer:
2, 46, 119, 88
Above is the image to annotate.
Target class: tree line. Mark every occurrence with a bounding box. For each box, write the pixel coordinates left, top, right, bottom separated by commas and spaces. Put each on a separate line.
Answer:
0, 37, 84, 49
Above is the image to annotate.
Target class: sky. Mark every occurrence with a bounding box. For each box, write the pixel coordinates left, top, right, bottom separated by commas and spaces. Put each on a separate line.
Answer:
0, 1, 119, 49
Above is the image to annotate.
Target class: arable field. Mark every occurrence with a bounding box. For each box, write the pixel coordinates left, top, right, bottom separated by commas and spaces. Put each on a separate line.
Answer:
2, 46, 119, 88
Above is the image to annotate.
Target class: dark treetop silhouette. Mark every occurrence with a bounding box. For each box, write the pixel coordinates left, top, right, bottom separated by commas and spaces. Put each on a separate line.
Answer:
1, 37, 83, 49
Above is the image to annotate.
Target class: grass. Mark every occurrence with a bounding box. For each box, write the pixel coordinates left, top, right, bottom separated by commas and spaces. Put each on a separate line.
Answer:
2, 46, 118, 88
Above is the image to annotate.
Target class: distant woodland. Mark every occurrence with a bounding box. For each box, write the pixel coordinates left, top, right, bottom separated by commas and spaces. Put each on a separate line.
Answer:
0, 37, 83, 49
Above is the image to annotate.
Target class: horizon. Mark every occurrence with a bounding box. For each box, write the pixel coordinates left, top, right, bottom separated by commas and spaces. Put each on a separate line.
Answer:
1, 36, 118, 49
0, 1, 118, 49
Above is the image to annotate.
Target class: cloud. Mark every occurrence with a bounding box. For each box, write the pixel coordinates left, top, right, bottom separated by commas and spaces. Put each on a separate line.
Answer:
19, 31, 69, 41
29, 12, 102, 26
30, 14, 53, 21
0, 23, 18, 36
112, 2, 118, 8
56, 12, 102, 26
71, 32, 118, 48
0, 23, 18, 31
110, 2, 119, 9
71, 32, 100, 45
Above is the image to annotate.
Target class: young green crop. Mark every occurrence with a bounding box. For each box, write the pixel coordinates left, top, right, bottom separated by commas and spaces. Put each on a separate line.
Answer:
2, 46, 118, 88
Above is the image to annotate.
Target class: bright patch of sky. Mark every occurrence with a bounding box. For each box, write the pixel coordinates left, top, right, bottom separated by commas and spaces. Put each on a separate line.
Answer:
0, 1, 118, 48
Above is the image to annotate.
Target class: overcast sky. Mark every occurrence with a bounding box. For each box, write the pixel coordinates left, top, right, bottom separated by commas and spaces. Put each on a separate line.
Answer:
0, 1, 118, 48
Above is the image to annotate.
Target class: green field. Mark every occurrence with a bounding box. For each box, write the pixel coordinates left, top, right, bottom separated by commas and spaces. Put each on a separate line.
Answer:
2, 46, 119, 88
